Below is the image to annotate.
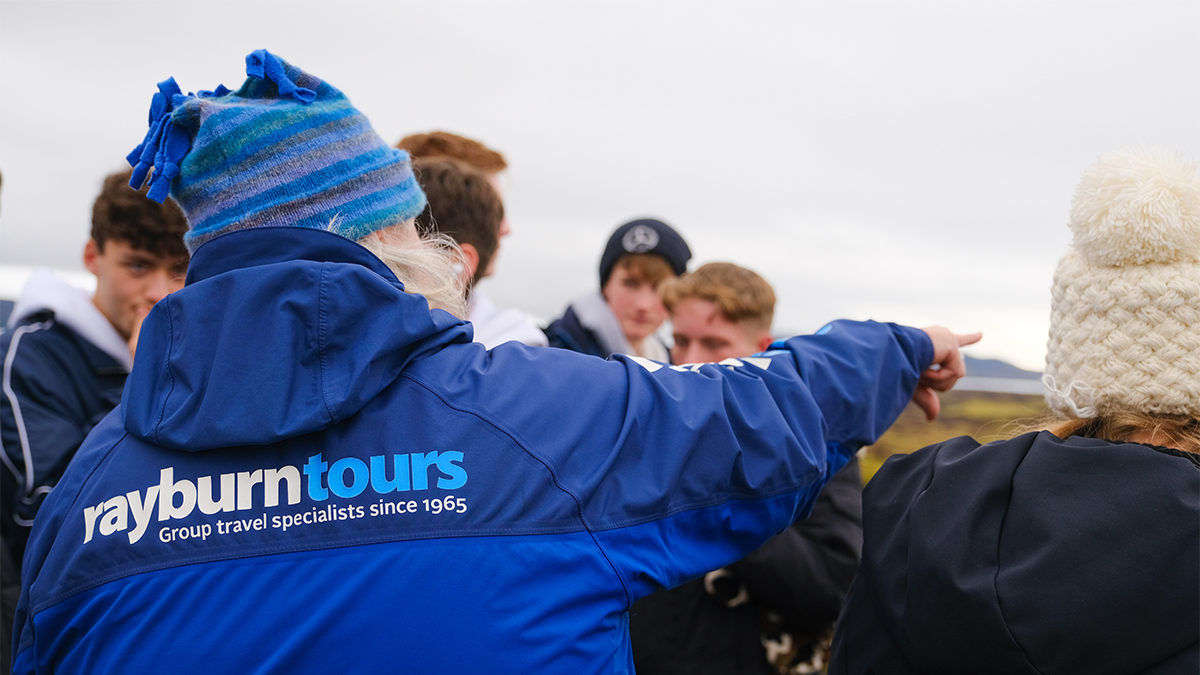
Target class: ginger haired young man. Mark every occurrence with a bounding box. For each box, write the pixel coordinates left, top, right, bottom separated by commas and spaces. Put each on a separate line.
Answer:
632, 262, 866, 674
398, 132, 546, 348
399, 131, 508, 176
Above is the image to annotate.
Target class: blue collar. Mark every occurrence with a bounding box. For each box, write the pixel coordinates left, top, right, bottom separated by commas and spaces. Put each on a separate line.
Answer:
185, 227, 400, 287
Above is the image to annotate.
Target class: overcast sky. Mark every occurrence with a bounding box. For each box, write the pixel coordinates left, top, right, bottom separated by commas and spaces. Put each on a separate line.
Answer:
2, 0, 1197, 370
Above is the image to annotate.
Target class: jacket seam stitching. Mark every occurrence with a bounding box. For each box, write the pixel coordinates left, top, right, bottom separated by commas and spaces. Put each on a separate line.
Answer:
318, 264, 336, 424
26, 525, 588, 617
151, 300, 177, 446
991, 437, 1046, 674
399, 370, 636, 608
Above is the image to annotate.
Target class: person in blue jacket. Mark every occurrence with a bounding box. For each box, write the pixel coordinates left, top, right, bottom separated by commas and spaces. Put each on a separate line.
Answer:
12, 50, 975, 675
829, 148, 1200, 674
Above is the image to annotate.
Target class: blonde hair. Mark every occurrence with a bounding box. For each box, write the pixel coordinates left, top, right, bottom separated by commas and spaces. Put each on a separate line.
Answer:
1030, 412, 1200, 454
659, 262, 775, 335
356, 222, 468, 320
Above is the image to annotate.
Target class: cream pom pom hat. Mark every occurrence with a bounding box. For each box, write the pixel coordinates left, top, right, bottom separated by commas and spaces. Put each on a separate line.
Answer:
1044, 148, 1200, 418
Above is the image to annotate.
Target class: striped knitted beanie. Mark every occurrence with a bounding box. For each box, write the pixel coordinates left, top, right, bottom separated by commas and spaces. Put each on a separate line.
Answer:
128, 50, 426, 253
1044, 148, 1200, 418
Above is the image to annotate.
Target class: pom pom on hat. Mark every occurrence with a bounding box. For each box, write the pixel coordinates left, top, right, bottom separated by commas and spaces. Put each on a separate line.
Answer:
1069, 148, 1200, 267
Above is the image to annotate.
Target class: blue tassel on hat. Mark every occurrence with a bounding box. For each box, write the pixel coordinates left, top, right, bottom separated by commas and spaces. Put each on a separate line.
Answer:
126, 49, 427, 253
245, 49, 316, 103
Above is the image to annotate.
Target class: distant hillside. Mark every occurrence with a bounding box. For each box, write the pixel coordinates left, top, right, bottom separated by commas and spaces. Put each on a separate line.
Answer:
963, 355, 1041, 379
859, 389, 1048, 482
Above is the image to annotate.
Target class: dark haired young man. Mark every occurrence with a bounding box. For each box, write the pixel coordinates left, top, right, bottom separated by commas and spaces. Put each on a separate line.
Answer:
411, 158, 503, 291
1, 169, 188, 568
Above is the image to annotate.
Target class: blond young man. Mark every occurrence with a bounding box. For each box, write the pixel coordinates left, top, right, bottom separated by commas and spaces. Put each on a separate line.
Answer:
631, 262, 865, 675
662, 262, 777, 364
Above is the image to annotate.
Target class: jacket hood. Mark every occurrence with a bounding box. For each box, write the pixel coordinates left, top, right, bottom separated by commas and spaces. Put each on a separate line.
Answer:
843, 431, 1198, 674
122, 227, 472, 451
10, 269, 132, 371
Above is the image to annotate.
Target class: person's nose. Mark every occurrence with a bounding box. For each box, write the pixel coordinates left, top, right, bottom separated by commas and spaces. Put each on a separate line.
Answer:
635, 288, 661, 312
673, 344, 700, 364
145, 271, 174, 304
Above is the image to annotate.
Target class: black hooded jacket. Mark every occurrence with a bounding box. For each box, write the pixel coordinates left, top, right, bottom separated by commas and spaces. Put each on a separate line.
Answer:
830, 431, 1199, 675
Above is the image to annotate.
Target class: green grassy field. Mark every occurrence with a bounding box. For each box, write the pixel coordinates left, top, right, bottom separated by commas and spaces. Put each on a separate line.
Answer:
859, 390, 1048, 483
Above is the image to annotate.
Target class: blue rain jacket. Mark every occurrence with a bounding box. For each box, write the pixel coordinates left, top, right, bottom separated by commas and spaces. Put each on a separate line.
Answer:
14, 227, 931, 674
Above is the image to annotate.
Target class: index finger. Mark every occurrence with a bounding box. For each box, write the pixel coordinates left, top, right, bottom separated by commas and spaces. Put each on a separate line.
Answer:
956, 331, 983, 348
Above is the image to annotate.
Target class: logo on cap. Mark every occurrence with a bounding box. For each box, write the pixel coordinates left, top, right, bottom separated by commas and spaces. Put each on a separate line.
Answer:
622, 225, 660, 253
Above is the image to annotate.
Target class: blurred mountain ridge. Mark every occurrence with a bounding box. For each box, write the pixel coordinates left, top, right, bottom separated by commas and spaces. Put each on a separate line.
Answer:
964, 355, 1041, 380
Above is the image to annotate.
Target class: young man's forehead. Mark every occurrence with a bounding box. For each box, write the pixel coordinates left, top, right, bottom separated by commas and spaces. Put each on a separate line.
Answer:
671, 296, 766, 343
617, 253, 674, 284
671, 295, 729, 324
99, 238, 189, 263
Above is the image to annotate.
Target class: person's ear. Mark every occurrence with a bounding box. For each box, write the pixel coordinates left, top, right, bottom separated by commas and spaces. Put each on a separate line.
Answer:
83, 239, 101, 276
756, 333, 774, 353
458, 243, 480, 284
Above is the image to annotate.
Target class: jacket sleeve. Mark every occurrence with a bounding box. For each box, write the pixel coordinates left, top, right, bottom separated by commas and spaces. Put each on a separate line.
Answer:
780, 321, 931, 459
731, 458, 864, 636
480, 319, 930, 601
